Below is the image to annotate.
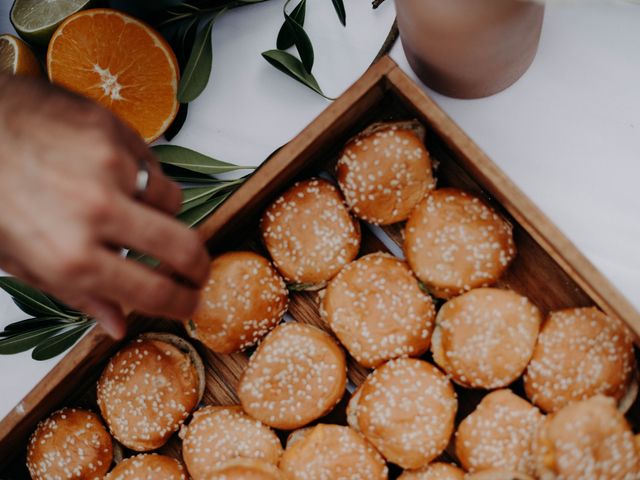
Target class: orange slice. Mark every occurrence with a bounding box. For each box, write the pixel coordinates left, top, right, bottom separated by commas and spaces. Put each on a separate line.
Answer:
47, 8, 179, 143
0, 34, 41, 76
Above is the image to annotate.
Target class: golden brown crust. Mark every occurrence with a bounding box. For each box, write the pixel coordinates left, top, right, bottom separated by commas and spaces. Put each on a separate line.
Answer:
336, 120, 435, 225
404, 188, 516, 298
207, 459, 284, 480
97, 336, 201, 451
455, 390, 543, 475
186, 251, 289, 353
533, 395, 638, 479
27, 408, 113, 480
347, 358, 457, 469
464, 469, 535, 480
260, 178, 361, 285
181, 406, 283, 480
322, 252, 436, 368
524, 307, 636, 413
431, 288, 541, 389
279, 424, 388, 480
238, 322, 347, 430
106, 454, 186, 479
398, 462, 465, 480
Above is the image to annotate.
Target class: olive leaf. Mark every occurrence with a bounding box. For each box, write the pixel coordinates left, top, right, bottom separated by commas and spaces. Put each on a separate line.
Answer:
178, 191, 233, 227
284, 9, 314, 72
152, 145, 250, 175
178, 7, 228, 103
31, 323, 93, 361
0, 277, 70, 319
4, 317, 70, 333
277, 0, 306, 50
0, 324, 70, 355
164, 103, 189, 142
262, 50, 328, 98
160, 164, 217, 183
331, 0, 347, 26
181, 180, 243, 213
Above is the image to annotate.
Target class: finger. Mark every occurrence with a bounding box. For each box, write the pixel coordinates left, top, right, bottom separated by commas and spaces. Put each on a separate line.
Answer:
138, 162, 183, 215
116, 122, 182, 214
93, 249, 201, 320
102, 196, 210, 287
76, 297, 127, 340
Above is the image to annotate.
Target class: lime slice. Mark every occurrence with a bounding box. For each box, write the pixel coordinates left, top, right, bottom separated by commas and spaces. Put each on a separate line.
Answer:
10, 0, 94, 46
0, 35, 17, 73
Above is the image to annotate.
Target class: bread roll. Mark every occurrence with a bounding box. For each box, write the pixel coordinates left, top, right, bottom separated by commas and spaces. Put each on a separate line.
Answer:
347, 358, 457, 469
524, 307, 637, 413
431, 288, 541, 389
404, 188, 516, 298
97, 333, 204, 451
186, 251, 288, 353
207, 459, 284, 480
260, 178, 360, 287
27, 408, 113, 480
181, 406, 282, 480
322, 252, 436, 368
279, 424, 388, 479
106, 454, 186, 479
336, 120, 435, 225
398, 462, 465, 479
238, 322, 347, 430
465, 469, 535, 480
455, 390, 543, 475
533, 395, 638, 479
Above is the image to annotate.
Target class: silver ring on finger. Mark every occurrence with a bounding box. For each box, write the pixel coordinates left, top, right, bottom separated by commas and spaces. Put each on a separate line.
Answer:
134, 159, 150, 198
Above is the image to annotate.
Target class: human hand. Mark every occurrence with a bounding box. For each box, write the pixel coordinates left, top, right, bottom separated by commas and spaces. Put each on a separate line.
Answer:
0, 75, 209, 339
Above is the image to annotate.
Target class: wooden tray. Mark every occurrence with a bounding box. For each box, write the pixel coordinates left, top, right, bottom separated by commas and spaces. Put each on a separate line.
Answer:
2, 56, 639, 477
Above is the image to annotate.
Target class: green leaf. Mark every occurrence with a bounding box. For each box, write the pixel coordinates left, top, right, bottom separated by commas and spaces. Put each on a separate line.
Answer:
177, 8, 227, 103
277, 0, 306, 50
262, 50, 326, 98
32, 323, 93, 361
178, 191, 233, 228
0, 324, 69, 355
0, 277, 68, 318
164, 103, 189, 142
331, 0, 346, 26
284, 11, 314, 72
152, 145, 247, 175
181, 182, 240, 213
4, 317, 70, 333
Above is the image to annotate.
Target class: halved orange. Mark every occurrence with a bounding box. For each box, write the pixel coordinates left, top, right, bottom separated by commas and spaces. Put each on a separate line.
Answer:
47, 8, 179, 143
0, 34, 41, 76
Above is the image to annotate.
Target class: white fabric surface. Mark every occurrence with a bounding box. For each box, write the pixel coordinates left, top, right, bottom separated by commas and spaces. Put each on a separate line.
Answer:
0, 1, 639, 420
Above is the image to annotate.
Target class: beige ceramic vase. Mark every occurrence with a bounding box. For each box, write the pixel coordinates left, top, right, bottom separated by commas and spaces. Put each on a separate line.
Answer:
395, 0, 545, 98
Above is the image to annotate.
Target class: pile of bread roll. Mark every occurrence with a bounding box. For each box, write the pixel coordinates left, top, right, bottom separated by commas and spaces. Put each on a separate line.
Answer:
26, 121, 639, 480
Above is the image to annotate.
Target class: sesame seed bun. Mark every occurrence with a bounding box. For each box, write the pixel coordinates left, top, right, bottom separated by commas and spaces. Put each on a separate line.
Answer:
27, 408, 113, 480
208, 459, 284, 479
404, 188, 516, 298
97, 333, 204, 451
180, 406, 283, 480
238, 322, 347, 430
106, 454, 186, 479
524, 307, 637, 414
186, 251, 289, 353
279, 424, 388, 479
533, 395, 639, 479
431, 288, 541, 389
322, 252, 436, 368
455, 390, 543, 475
260, 178, 361, 287
464, 469, 535, 480
336, 120, 435, 225
398, 462, 465, 480
347, 358, 457, 469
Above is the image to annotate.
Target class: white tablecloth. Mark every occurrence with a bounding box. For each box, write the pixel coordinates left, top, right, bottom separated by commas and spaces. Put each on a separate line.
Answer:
1, 1, 639, 420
